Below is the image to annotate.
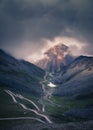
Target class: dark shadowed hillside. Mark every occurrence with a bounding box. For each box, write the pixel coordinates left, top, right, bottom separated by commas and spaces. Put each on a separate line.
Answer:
50, 56, 93, 120
0, 49, 45, 96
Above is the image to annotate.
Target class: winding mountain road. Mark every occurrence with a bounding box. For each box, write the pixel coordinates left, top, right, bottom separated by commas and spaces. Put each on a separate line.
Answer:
0, 73, 53, 124
4, 89, 52, 124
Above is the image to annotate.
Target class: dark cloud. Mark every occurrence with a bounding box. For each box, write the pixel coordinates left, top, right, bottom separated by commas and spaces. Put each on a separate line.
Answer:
0, 0, 93, 57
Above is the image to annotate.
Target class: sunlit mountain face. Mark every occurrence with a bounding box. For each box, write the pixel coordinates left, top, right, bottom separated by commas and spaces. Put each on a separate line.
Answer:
35, 44, 74, 72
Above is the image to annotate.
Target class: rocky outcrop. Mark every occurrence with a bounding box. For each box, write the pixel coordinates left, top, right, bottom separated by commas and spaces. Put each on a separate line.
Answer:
35, 44, 74, 72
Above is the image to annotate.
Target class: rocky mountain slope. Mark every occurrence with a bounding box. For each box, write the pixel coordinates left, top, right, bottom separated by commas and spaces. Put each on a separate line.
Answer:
35, 44, 74, 72
52, 55, 93, 97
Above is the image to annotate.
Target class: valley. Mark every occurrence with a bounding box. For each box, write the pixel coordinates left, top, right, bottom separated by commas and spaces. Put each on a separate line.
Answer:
0, 49, 93, 130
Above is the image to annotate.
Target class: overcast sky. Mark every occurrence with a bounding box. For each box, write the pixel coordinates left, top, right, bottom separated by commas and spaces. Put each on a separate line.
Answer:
0, 0, 93, 61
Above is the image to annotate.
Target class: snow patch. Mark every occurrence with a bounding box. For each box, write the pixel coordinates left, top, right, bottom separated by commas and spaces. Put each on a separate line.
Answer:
48, 82, 56, 88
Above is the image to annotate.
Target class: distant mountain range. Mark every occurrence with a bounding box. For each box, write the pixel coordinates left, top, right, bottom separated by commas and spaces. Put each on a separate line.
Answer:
35, 44, 74, 72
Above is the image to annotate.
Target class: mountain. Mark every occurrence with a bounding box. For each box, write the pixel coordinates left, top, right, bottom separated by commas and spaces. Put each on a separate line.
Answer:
49, 55, 93, 120
52, 55, 93, 97
1, 49, 93, 126
0, 49, 45, 96
35, 44, 74, 73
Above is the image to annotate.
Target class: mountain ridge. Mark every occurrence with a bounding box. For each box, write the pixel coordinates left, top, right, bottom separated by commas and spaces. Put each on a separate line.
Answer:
52, 55, 93, 97
0, 49, 45, 96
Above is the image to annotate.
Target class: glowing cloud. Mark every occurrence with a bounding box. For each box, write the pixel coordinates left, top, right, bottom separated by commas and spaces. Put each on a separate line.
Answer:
26, 36, 86, 63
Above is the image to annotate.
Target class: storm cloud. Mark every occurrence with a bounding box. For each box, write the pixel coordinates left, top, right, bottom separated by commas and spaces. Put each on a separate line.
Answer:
0, 0, 93, 58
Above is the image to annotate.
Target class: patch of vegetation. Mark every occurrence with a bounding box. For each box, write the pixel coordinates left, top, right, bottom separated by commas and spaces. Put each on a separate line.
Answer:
45, 95, 93, 122
0, 119, 40, 129
0, 88, 44, 119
